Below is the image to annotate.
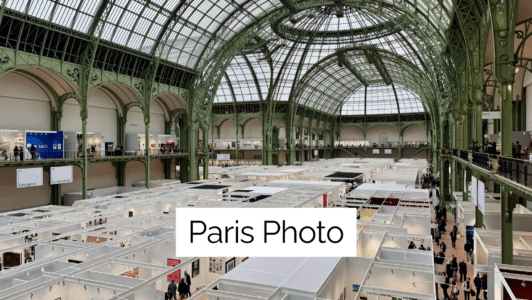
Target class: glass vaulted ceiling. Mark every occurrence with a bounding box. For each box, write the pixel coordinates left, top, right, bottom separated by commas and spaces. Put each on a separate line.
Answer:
4, 0, 452, 69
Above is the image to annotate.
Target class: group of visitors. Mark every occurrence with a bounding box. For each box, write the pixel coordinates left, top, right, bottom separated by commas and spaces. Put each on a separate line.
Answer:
483, 141, 498, 154
165, 271, 192, 300
12, 145, 36, 161
407, 241, 431, 251
421, 173, 439, 189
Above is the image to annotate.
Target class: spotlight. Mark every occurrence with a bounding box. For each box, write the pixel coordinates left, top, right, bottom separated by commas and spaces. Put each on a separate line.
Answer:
26, 272, 30, 276
522, 281, 526, 287
41, 267, 44, 272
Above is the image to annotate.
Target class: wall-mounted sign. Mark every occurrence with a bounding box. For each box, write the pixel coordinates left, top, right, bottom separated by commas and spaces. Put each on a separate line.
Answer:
167, 258, 181, 282
50, 166, 73, 185
217, 154, 230, 161
17, 168, 43, 188
482, 111, 501, 119
314, 150, 318, 156
384, 149, 392, 154
372, 149, 380, 154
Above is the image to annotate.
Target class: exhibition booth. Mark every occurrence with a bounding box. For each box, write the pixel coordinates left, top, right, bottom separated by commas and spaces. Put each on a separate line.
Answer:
0, 129, 64, 160
457, 202, 532, 235
474, 229, 532, 300
212, 138, 262, 150
493, 264, 532, 300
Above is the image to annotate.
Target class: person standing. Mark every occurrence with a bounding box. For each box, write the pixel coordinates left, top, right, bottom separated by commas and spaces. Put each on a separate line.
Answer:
474, 274, 482, 300
178, 278, 187, 300
446, 263, 454, 279
168, 279, 178, 300
462, 278, 471, 300
451, 228, 457, 248
184, 271, 192, 298
459, 260, 468, 282
30, 144, 36, 160
452, 256, 458, 281
19, 146, 24, 161
481, 273, 487, 300
441, 276, 450, 300
440, 241, 447, 253
13, 146, 18, 161
435, 228, 441, 245
516, 141, 522, 159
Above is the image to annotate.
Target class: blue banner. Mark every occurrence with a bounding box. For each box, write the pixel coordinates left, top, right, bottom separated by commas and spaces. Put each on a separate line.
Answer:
26, 131, 64, 159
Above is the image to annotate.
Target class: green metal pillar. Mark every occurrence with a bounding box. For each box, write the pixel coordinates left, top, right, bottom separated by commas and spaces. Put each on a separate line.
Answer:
80, 113, 88, 199
51, 110, 62, 205
117, 115, 127, 149
203, 129, 209, 179
236, 124, 240, 166
463, 167, 470, 203
113, 162, 127, 186
500, 185, 514, 264
441, 159, 450, 208
180, 158, 190, 183
143, 107, 151, 189
474, 104, 483, 151
399, 130, 404, 158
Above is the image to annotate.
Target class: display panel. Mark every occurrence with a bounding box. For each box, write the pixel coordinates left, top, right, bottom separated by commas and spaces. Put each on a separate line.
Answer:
217, 154, 230, 161
384, 149, 392, 154
167, 259, 181, 282
17, 167, 43, 188
478, 180, 485, 215
471, 176, 478, 206
372, 149, 380, 154
25, 131, 64, 159
50, 166, 73, 185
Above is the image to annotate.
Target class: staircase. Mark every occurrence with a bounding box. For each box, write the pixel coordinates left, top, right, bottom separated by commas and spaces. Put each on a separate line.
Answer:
402, 147, 427, 159
339, 147, 363, 158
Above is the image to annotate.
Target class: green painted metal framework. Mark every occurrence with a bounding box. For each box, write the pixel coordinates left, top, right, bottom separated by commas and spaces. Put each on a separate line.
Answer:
0, 0, 530, 265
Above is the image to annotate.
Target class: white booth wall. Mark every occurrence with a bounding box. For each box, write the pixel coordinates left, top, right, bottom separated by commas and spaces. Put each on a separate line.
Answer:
366, 126, 400, 145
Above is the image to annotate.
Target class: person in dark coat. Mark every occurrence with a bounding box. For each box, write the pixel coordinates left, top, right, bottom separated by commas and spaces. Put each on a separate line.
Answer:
408, 241, 416, 249
481, 273, 488, 300
446, 263, 454, 279
184, 271, 192, 297
178, 278, 187, 300
30, 144, 36, 160
459, 260, 468, 282
13, 146, 18, 161
452, 256, 458, 279
168, 280, 177, 300
441, 276, 450, 299
440, 241, 447, 253
450, 228, 457, 248
19, 146, 24, 161
474, 274, 482, 300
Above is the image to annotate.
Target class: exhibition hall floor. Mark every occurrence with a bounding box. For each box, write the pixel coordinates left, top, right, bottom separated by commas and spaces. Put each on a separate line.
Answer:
434, 213, 476, 300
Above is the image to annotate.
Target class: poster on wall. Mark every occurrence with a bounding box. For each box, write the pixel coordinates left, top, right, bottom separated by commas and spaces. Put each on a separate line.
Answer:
471, 176, 478, 206
25, 131, 64, 159
17, 168, 43, 188
192, 259, 200, 278
50, 166, 73, 185
209, 257, 222, 274
225, 257, 235, 273
478, 180, 485, 215
384, 149, 392, 154
167, 259, 181, 282
372, 149, 380, 154
217, 154, 230, 161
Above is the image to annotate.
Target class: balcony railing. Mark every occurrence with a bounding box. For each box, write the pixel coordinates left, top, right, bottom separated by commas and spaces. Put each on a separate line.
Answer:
0, 149, 190, 164
452, 149, 458, 157
498, 157, 532, 186
472, 152, 492, 171
459, 150, 469, 161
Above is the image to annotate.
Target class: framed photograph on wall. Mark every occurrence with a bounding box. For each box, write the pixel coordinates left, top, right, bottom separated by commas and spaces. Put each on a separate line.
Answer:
192, 259, 200, 278
225, 257, 235, 273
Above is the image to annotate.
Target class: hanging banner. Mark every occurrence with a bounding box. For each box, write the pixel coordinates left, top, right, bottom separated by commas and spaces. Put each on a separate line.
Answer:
26, 131, 64, 159
478, 180, 485, 215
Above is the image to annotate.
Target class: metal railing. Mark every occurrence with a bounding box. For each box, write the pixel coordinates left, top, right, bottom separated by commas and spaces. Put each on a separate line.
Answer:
498, 156, 532, 186
0, 149, 191, 163
452, 149, 458, 157
459, 150, 469, 161
472, 152, 492, 171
